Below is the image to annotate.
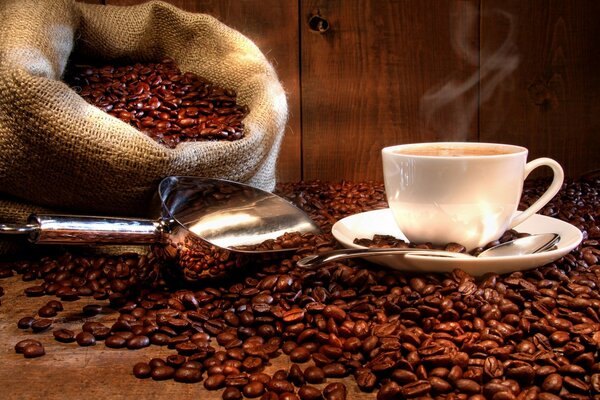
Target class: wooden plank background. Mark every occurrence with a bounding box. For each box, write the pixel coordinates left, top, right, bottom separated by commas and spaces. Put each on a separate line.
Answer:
94, 0, 598, 180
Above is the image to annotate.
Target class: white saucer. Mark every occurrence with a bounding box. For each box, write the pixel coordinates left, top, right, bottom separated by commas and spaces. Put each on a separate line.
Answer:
331, 209, 583, 276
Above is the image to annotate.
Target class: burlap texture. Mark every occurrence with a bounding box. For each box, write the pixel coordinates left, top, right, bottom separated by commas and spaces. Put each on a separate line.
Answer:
0, 0, 287, 254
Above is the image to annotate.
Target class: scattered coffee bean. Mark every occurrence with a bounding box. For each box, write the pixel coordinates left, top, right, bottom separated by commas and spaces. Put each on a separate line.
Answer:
222, 387, 243, 400
31, 318, 53, 333
82, 304, 103, 316
76, 331, 96, 346
151, 365, 175, 381
242, 381, 265, 398
3, 178, 600, 400
53, 329, 76, 343
22, 343, 45, 358
132, 362, 152, 379
17, 316, 35, 329
173, 367, 203, 383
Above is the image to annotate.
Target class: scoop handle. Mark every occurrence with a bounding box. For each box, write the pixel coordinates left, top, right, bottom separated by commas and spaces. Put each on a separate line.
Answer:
1, 214, 162, 245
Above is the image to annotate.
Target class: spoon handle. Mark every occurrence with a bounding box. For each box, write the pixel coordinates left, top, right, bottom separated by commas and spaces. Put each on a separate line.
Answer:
297, 247, 472, 269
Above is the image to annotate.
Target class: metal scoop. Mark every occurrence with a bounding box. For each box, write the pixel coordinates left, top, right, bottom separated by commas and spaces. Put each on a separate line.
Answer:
296, 233, 560, 269
0, 176, 321, 280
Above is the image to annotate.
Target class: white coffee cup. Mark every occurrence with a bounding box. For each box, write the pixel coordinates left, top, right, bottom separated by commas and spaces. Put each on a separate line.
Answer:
381, 142, 564, 250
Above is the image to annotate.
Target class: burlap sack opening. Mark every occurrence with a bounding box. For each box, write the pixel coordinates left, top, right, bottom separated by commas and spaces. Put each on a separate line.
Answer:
0, 0, 288, 254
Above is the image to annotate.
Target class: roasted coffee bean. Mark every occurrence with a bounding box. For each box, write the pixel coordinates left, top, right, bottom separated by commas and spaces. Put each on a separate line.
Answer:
174, 367, 203, 383
279, 393, 300, 400
268, 379, 295, 393
377, 381, 401, 400
38, 305, 58, 317
455, 379, 481, 394
76, 331, 96, 346
152, 366, 175, 381
323, 382, 346, 400
298, 385, 322, 400
126, 335, 150, 350
204, 374, 226, 390
17, 316, 35, 329
31, 318, 53, 333
22, 343, 46, 358
53, 328, 76, 343
429, 376, 452, 393
289, 347, 311, 363
303, 366, 325, 384
356, 369, 377, 392
105, 335, 127, 348
82, 304, 103, 316
242, 381, 265, 398
242, 357, 264, 372
133, 362, 152, 379
401, 380, 431, 397
222, 387, 243, 400
322, 363, 346, 378
24, 285, 45, 297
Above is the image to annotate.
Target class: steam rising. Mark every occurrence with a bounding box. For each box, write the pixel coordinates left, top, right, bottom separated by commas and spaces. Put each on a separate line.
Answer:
420, 3, 519, 138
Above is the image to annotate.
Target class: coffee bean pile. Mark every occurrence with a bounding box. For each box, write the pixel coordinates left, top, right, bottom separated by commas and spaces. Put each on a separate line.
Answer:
1, 177, 600, 400
64, 58, 248, 148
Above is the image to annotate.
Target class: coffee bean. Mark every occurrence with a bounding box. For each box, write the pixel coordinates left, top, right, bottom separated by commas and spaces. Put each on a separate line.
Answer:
24, 285, 45, 297
22, 343, 45, 358
15, 339, 44, 356
38, 305, 58, 317
31, 318, 53, 333
76, 331, 96, 346
289, 347, 311, 363
356, 369, 377, 392
280, 393, 300, 400
127, 335, 150, 350
105, 335, 127, 348
303, 366, 325, 384
298, 385, 322, 400
152, 365, 175, 381
401, 380, 431, 397
265, 379, 293, 394
242, 381, 265, 398
133, 362, 152, 379
204, 374, 226, 390
322, 363, 346, 378
174, 367, 203, 383
323, 382, 346, 400
222, 387, 243, 400
17, 316, 35, 329
429, 376, 452, 393
53, 328, 76, 343
377, 381, 401, 400
82, 304, 103, 316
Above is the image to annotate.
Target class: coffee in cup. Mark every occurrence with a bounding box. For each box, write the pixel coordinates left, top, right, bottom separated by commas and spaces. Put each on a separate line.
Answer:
381, 142, 564, 250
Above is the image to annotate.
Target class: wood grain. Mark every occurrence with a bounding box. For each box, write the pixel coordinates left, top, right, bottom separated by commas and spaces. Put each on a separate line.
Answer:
0, 275, 374, 399
480, 0, 600, 178
300, 0, 479, 181
104, 0, 302, 182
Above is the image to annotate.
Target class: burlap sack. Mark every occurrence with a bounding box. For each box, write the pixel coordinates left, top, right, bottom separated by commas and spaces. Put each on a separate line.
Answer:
0, 0, 288, 254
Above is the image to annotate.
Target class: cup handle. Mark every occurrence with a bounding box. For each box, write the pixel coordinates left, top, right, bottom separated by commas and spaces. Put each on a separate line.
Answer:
509, 157, 564, 228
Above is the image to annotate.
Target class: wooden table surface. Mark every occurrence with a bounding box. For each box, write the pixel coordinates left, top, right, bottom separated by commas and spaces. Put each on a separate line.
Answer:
0, 273, 370, 400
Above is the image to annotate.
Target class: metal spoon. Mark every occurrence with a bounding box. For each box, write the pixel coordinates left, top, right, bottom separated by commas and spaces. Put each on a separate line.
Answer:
296, 233, 560, 269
